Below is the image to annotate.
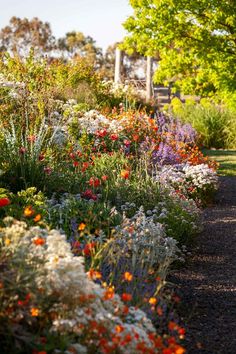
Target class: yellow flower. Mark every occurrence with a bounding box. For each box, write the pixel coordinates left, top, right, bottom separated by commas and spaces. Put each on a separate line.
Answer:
5, 238, 11, 246
24, 206, 35, 217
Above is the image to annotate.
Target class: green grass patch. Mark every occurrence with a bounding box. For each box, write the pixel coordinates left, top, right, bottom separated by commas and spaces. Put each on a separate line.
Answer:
202, 149, 236, 176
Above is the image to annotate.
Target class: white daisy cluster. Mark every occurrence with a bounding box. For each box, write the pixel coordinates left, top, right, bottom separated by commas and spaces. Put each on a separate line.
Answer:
75, 110, 122, 134
155, 162, 218, 196
0, 218, 160, 353
182, 163, 218, 190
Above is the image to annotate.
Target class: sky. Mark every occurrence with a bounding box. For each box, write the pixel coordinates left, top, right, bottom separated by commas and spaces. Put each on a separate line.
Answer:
0, 0, 133, 51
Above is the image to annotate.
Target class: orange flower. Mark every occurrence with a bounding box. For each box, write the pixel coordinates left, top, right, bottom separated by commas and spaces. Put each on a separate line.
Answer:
174, 346, 186, 354
120, 169, 130, 179
24, 206, 35, 217
33, 237, 45, 246
123, 272, 133, 282
78, 222, 86, 231
103, 287, 115, 300
149, 297, 157, 305
88, 269, 102, 280
33, 214, 41, 222
30, 307, 39, 317
132, 134, 139, 142
115, 325, 124, 333
121, 293, 132, 302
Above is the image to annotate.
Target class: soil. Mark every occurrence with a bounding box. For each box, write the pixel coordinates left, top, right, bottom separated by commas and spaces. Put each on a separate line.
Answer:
170, 176, 236, 354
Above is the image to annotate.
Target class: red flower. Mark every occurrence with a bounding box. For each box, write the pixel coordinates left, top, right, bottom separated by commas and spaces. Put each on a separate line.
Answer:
82, 162, 89, 172
38, 153, 45, 161
0, 197, 10, 207
83, 242, 96, 256
73, 161, 79, 167
72, 240, 81, 249
89, 177, 101, 188
101, 175, 108, 181
121, 293, 132, 302
81, 189, 97, 200
110, 133, 119, 141
96, 129, 107, 138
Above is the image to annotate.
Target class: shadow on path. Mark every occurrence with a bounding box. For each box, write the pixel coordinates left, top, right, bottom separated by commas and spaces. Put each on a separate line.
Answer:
170, 176, 236, 354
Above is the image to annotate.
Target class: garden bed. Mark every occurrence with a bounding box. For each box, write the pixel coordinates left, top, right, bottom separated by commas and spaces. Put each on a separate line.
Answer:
0, 56, 220, 354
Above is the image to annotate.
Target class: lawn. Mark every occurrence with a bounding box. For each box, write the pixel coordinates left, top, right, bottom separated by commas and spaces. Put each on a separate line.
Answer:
203, 149, 236, 176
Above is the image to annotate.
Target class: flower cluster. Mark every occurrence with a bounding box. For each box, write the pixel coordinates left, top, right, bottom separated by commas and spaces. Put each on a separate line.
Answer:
0, 218, 185, 354
155, 163, 218, 205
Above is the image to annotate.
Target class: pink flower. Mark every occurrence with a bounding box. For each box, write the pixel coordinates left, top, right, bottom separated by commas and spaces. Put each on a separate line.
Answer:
19, 147, 26, 154
44, 166, 52, 175
123, 139, 131, 147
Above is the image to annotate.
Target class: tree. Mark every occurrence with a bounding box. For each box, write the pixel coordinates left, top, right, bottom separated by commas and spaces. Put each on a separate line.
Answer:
0, 17, 55, 57
100, 42, 147, 81
57, 31, 104, 68
122, 0, 236, 96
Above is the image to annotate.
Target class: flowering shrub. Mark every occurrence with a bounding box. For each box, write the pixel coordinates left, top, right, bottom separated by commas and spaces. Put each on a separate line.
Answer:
0, 219, 185, 354
96, 208, 182, 302
155, 163, 218, 205
0, 54, 220, 354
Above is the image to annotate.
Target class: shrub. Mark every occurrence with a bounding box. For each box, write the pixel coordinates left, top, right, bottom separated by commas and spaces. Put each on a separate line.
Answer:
170, 97, 236, 149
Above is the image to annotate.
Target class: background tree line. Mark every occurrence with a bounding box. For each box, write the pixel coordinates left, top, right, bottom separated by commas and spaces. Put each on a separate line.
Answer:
0, 16, 146, 81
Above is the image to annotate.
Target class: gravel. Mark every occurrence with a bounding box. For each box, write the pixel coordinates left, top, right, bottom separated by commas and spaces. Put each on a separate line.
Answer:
170, 176, 236, 354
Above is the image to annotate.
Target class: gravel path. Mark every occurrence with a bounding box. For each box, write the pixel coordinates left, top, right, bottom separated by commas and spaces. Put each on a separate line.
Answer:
170, 176, 236, 354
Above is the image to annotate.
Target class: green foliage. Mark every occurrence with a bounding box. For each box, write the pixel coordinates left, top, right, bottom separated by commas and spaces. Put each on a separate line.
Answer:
203, 149, 236, 176
123, 0, 236, 96
91, 153, 161, 212
170, 98, 236, 149
45, 196, 121, 241
0, 187, 46, 225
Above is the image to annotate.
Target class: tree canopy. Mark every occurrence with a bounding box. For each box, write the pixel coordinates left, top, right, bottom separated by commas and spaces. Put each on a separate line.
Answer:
0, 17, 55, 56
123, 0, 236, 96
57, 31, 103, 67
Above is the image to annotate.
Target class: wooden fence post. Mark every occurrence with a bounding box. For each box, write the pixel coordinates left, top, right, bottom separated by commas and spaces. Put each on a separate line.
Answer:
146, 56, 153, 102
114, 47, 123, 84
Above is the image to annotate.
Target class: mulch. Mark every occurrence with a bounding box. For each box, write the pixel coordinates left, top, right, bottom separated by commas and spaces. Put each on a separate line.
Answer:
169, 176, 236, 354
